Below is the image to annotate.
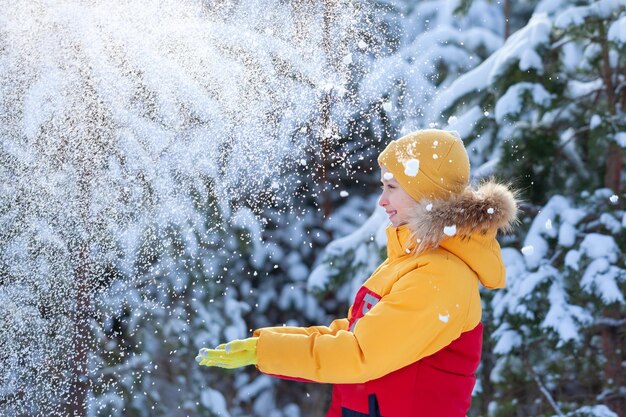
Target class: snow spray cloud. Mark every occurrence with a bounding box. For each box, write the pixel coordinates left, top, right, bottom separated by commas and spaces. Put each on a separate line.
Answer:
0, 0, 365, 414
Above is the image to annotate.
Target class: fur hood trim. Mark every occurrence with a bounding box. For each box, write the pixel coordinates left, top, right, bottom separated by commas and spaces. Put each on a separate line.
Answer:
407, 180, 519, 255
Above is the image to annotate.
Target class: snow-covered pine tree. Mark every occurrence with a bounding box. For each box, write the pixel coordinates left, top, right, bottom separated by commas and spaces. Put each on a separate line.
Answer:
88, 1, 372, 416
430, 0, 626, 199
491, 189, 626, 417
430, 1, 626, 416
308, 0, 509, 313
353, 0, 505, 138
0, 1, 365, 415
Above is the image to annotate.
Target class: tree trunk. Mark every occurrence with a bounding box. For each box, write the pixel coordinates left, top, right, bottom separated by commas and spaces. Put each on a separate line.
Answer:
478, 349, 496, 416
605, 141, 623, 194
622, 65, 626, 111
67, 166, 94, 417
319, 92, 334, 219
599, 22, 622, 194
318, 0, 336, 220
600, 317, 625, 417
503, 0, 511, 40
68, 245, 92, 417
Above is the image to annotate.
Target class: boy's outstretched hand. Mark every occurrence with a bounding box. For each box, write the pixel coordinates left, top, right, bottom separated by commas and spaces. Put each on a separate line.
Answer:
196, 337, 258, 369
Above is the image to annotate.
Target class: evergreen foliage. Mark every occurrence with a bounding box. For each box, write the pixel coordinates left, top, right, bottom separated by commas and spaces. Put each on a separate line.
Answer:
426, 1, 626, 416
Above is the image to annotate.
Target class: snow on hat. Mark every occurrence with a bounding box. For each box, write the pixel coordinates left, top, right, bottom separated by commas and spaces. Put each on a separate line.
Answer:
377, 129, 470, 201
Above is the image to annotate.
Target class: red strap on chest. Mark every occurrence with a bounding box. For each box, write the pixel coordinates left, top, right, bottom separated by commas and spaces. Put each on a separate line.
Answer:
348, 287, 382, 332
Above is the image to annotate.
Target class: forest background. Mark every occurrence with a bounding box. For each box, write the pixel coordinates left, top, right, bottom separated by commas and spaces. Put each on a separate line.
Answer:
0, 0, 625, 416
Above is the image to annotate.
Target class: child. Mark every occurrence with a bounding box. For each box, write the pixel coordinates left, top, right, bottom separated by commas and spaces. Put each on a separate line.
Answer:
197, 129, 518, 417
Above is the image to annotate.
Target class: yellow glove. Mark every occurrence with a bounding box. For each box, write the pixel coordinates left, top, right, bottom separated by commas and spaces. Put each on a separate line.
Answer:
196, 337, 258, 369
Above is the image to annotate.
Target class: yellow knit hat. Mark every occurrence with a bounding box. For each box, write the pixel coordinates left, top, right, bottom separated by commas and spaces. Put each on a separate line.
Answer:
377, 129, 470, 201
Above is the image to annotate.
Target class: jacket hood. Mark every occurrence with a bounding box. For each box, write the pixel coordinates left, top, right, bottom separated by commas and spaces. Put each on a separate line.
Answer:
406, 180, 519, 288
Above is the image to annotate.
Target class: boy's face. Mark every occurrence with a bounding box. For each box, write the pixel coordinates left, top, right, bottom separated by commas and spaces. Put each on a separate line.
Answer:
378, 166, 416, 227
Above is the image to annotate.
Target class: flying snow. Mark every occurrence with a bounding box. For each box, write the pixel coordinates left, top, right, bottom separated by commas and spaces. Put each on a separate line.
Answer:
0, 0, 366, 414
404, 159, 420, 176
443, 225, 457, 236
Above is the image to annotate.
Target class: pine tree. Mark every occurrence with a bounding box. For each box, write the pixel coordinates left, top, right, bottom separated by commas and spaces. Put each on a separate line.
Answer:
310, 0, 508, 303
0, 0, 364, 415
432, 1, 626, 416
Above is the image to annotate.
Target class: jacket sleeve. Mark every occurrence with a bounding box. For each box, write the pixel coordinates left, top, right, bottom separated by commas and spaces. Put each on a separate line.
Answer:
253, 318, 349, 337
254, 259, 480, 383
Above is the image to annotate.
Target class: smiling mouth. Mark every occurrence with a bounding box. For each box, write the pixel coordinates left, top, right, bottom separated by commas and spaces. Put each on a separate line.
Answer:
386, 210, 397, 218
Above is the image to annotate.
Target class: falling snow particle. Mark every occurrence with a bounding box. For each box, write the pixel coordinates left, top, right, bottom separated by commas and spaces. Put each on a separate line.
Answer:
340, 190, 349, 197
357, 40, 367, 50
439, 313, 450, 323
404, 159, 420, 176
443, 225, 456, 236
383, 172, 394, 180
521, 245, 534, 256
299, 159, 307, 166
432, 154, 438, 159
487, 207, 494, 214
343, 53, 353, 65
426, 203, 433, 211
609, 195, 619, 204
382, 101, 392, 112
545, 219, 552, 230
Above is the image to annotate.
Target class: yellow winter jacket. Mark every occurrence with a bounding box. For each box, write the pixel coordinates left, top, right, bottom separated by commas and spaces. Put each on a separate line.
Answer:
253, 181, 517, 417
253, 221, 507, 383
